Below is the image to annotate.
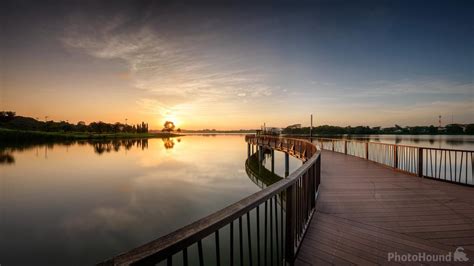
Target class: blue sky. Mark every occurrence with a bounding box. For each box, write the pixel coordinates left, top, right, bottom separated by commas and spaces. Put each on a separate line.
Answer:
2, 0, 473, 129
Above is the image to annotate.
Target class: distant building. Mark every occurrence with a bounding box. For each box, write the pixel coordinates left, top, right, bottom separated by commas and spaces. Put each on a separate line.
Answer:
266, 127, 282, 135
258, 127, 282, 136
287, 124, 301, 129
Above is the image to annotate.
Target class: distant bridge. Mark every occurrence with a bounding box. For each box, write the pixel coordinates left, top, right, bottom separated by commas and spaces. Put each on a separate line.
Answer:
99, 135, 473, 265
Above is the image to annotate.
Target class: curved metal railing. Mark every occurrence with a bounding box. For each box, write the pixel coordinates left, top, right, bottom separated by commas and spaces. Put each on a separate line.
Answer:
245, 152, 283, 190
99, 135, 320, 265
314, 138, 473, 186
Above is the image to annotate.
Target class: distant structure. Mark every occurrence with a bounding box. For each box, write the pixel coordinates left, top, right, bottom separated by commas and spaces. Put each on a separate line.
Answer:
438, 115, 442, 128
287, 124, 301, 129
266, 127, 283, 135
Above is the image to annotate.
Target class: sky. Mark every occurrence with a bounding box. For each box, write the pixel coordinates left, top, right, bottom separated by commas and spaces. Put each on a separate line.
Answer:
1, 0, 473, 130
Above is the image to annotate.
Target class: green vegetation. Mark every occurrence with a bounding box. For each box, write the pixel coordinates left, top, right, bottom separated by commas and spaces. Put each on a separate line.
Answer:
0, 128, 180, 141
0, 111, 181, 141
1, 111, 149, 134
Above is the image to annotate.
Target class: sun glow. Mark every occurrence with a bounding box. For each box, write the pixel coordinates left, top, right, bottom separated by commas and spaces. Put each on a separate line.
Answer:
161, 113, 181, 129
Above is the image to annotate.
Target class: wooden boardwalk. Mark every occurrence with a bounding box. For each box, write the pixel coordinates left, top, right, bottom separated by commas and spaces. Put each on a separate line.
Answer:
296, 150, 474, 265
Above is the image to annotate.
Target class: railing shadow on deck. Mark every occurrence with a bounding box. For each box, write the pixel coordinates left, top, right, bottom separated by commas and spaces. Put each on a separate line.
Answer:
314, 138, 473, 186
98, 135, 320, 266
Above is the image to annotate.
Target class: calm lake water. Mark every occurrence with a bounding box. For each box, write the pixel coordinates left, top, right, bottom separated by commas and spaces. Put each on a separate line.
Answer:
0, 135, 300, 265
1, 134, 473, 265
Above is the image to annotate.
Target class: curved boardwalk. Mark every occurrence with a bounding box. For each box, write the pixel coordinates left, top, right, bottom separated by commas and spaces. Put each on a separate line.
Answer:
296, 150, 474, 265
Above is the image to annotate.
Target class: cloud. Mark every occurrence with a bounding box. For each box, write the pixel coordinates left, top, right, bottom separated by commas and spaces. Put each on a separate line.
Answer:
61, 15, 273, 121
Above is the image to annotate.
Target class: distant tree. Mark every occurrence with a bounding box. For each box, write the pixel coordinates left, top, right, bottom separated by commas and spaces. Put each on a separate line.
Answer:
177, 128, 181, 133
446, 124, 464, 134
162, 121, 175, 132
0, 111, 16, 122
466, 124, 474, 134
428, 125, 438, 134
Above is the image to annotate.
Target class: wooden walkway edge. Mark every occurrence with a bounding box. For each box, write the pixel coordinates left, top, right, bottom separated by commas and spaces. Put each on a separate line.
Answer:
296, 150, 474, 265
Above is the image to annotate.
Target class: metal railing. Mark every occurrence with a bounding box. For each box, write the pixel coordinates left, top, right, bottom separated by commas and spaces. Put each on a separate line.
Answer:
314, 138, 473, 186
98, 135, 320, 265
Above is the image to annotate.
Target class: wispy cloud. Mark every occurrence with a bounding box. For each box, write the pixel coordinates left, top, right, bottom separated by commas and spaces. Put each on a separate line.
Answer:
61, 15, 272, 121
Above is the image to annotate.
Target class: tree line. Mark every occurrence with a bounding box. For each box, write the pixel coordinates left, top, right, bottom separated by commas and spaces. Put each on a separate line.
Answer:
283, 124, 474, 135
0, 111, 148, 133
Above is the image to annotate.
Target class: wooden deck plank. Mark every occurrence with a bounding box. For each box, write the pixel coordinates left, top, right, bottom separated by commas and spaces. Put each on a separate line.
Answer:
296, 150, 474, 265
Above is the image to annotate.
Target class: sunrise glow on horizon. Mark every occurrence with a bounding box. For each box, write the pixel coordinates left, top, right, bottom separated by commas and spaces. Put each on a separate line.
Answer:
2, 1, 473, 130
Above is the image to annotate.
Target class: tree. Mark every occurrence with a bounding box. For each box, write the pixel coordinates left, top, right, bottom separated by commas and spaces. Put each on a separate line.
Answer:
0, 111, 16, 122
446, 124, 464, 134
162, 121, 175, 132
466, 124, 474, 134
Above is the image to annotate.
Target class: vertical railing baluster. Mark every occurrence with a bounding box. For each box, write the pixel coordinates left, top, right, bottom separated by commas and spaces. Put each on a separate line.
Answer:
455, 152, 458, 182
230, 221, 234, 266
167, 256, 172, 266
247, 212, 253, 266
198, 240, 204, 266
273, 198, 278, 263
239, 217, 243, 266
418, 148, 424, 177
264, 200, 268, 266
270, 197, 274, 266
256, 206, 261, 266
465, 152, 468, 184
215, 230, 221, 266
183, 247, 188, 266
280, 191, 284, 266
285, 184, 294, 265
438, 150, 443, 180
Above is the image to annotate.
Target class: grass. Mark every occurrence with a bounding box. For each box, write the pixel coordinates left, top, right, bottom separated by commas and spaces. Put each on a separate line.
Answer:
0, 127, 182, 141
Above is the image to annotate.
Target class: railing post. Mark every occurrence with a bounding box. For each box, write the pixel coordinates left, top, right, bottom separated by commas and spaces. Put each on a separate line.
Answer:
393, 145, 398, 169
285, 153, 290, 177
344, 140, 347, 155
271, 149, 275, 173
285, 185, 295, 265
365, 142, 369, 159
418, 148, 423, 177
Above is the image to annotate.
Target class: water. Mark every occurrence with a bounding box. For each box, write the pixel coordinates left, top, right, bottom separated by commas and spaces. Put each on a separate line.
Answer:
0, 135, 300, 265
1, 134, 472, 265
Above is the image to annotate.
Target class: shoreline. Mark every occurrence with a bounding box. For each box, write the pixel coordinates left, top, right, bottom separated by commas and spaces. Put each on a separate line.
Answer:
0, 128, 183, 141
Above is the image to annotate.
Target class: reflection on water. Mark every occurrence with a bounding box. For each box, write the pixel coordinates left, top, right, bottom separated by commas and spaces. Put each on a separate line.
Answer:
0, 152, 15, 164
2, 135, 285, 265
92, 139, 150, 154
0, 138, 184, 165
163, 138, 175, 149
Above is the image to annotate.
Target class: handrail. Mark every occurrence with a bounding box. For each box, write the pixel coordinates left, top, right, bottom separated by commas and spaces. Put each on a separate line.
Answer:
315, 137, 474, 152
314, 137, 473, 186
98, 135, 321, 265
